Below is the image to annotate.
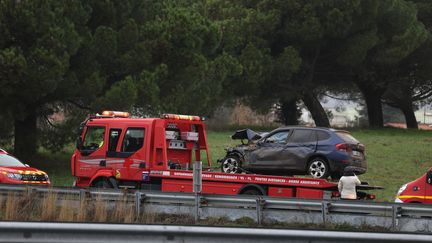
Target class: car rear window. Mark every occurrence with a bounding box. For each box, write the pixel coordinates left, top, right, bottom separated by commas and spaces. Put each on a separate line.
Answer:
336, 131, 359, 144
0, 154, 25, 167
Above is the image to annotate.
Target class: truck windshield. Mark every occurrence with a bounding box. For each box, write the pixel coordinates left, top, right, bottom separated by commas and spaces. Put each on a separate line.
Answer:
0, 154, 26, 167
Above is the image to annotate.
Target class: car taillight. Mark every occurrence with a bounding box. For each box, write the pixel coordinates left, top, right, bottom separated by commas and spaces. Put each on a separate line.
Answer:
367, 194, 376, 200
336, 143, 352, 152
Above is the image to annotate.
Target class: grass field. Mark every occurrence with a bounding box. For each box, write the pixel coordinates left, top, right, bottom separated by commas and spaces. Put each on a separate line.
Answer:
31, 128, 432, 202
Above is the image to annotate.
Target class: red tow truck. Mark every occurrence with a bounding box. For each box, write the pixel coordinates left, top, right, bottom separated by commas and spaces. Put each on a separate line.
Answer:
72, 111, 375, 199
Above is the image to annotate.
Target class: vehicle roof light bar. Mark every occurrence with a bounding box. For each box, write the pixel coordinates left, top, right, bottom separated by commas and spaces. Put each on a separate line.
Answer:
161, 114, 204, 121
99, 111, 130, 118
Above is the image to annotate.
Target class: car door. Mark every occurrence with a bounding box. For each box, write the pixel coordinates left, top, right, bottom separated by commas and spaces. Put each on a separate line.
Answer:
284, 129, 317, 171
247, 130, 292, 173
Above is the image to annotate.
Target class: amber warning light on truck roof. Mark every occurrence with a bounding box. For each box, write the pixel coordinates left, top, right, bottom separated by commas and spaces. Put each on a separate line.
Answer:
101, 111, 130, 118
161, 114, 204, 121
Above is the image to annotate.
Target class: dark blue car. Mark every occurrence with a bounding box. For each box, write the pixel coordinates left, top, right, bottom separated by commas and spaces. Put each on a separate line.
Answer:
220, 127, 367, 179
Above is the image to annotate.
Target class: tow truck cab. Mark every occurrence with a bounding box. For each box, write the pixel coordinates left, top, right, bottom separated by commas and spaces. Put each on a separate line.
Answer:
72, 111, 211, 188
395, 167, 432, 203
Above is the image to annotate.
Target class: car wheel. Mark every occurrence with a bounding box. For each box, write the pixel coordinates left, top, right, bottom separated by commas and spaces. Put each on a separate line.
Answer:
221, 155, 242, 174
307, 158, 329, 179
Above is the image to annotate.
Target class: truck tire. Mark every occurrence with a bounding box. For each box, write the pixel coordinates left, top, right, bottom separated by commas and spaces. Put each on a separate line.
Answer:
221, 155, 242, 174
93, 178, 112, 188
307, 157, 329, 179
241, 189, 262, 195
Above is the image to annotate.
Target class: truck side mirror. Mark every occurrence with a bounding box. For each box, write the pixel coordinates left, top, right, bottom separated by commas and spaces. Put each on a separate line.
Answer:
427, 171, 432, 185
76, 136, 83, 150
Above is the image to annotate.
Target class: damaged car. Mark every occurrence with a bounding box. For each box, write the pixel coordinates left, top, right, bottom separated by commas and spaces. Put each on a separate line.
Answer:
219, 127, 367, 179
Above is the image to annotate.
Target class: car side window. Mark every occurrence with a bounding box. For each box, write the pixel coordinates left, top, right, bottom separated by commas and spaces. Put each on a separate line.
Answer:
121, 128, 145, 153
289, 129, 316, 143
317, 131, 330, 141
264, 131, 289, 144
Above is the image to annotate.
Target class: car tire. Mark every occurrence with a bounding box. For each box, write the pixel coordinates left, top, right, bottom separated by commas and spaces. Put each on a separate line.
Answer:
307, 158, 330, 179
221, 155, 242, 174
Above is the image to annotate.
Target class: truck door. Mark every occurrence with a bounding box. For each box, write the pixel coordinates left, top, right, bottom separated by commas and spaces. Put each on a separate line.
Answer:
248, 130, 292, 173
115, 127, 147, 180
76, 125, 107, 178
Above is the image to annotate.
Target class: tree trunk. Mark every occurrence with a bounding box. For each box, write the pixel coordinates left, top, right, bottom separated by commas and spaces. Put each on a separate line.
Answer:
14, 112, 38, 163
302, 92, 330, 127
279, 99, 299, 125
362, 90, 384, 128
400, 104, 418, 129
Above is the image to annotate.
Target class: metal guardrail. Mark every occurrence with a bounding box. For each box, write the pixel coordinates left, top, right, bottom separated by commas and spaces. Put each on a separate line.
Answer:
0, 221, 431, 243
0, 184, 431, 233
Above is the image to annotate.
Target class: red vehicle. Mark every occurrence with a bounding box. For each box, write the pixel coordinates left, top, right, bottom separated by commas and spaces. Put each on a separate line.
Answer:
395, 168, 432, 203
72, 111, 375, 199
0, 149, 50, 185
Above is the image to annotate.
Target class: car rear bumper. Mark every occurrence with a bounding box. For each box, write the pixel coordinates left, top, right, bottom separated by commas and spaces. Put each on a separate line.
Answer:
330, 158, 367, 175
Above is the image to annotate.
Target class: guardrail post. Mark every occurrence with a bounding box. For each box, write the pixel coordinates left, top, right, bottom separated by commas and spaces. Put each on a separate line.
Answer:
256, 197, 265, 226
135, 192, 142, 221
79, 189, 86, 201
26, 186, 34, 197
78, 189, 87, 216
392, 205, 401, 231
321, 201, 330, 224
193, 161, 202, 223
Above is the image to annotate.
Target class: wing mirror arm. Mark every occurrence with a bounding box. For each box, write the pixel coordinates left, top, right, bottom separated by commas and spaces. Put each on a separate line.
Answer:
427, 171, 432, 184
76, 136, 83, 150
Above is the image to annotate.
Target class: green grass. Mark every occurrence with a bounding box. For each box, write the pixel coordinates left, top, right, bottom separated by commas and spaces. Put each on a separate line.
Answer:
30, 128, 432, 202
349, 128, 432, 201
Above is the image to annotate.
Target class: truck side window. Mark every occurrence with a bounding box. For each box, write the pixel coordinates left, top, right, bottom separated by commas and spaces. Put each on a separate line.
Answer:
108, 129, 122, 152
121, 128, 145, 153
82, 126, 105, 151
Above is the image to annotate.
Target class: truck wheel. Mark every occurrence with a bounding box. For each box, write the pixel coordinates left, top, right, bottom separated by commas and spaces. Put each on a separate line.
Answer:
93, 178, 112, 188
241, 189, 262, 195
221, 155, 242, 174
307, 158, 329, 179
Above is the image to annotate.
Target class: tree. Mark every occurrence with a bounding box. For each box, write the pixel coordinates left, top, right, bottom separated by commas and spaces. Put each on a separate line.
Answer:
342, 0, 428, 127
0, 0, 90, 160
383, 39, 432, 128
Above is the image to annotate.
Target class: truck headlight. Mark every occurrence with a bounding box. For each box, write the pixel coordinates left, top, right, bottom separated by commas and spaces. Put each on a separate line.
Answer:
6, 173, 23, 180
395, 183, 408, 202
396, 183, 407, 196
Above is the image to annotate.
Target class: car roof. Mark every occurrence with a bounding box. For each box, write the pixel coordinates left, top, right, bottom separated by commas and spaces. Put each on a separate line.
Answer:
271, 126, 347, 133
